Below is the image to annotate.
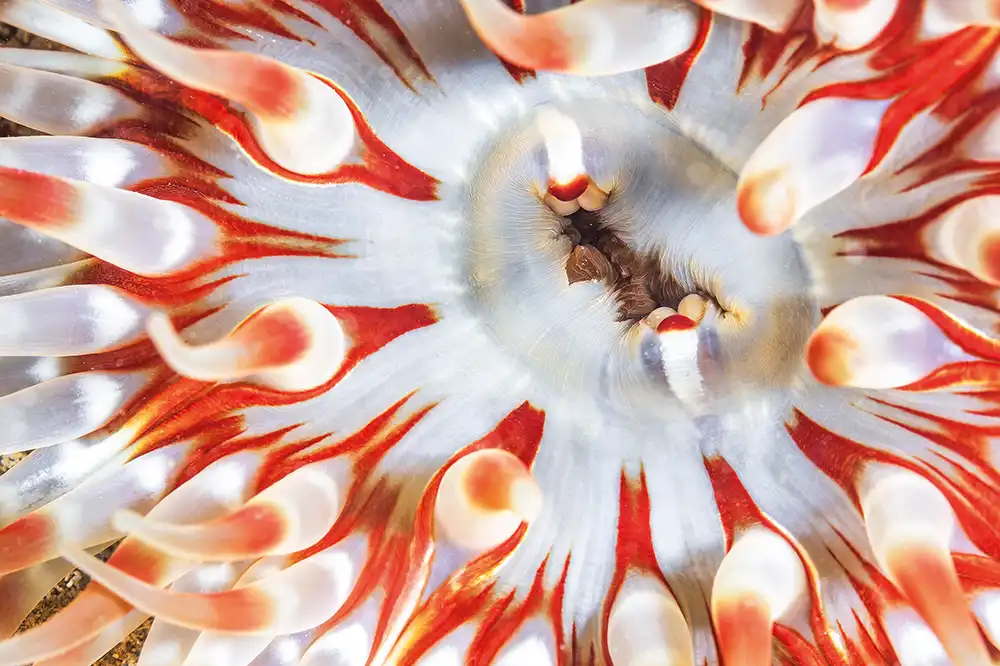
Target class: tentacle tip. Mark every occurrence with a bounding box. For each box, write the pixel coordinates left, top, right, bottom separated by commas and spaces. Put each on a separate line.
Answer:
805, 327, 855, 386
736, 171, 797, 236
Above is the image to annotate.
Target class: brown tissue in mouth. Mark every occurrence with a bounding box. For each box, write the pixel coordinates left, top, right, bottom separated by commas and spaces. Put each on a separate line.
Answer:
563, 210, 686, 321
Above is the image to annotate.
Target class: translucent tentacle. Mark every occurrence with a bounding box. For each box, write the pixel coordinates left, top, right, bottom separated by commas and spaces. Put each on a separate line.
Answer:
146, 298, 347, 392
100, 0, 357, 175
0, 451, 265, 665
115, 457, 351, 560
0, 442, 191, 577
0, 286, 148, 357
805, 295, 969, 389
710, 528, 806, 666
0, 136, 170, 188
860, 465, 991, 666
0, 436, 125, 525
62, 544, 359, 634
0, 49, 126, 77
0, 371, 149, 454
607, 574, 695, 666
434, 448, 543, 552
0, 63, 139, 135
457, 0, 701, 77
689, 0, 801, 31
0, 0, 125, 59
0, 167, 219, 277
737, 98, 889, 236
32, 610, 149, 666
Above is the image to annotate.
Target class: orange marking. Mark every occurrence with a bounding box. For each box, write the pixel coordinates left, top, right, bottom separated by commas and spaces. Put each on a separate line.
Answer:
500, 13, 572, 73
214, 502, 288, 555
198, 586, 275, 632
0, 513, 55, 575
736, 170, 795, 237
234, 307, 312, 368
715, 594, 773, 666
805, 327, 857, 386
979, 232, 1000, 284
463, 452, 529, 512
824, 0, 870, 9
888, 545, 992, 666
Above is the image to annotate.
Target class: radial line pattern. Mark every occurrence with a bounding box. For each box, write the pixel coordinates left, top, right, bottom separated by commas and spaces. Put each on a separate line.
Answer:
3, 0, 1000, 665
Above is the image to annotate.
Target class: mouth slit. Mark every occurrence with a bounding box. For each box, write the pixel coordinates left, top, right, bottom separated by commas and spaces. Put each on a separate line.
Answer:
562, 208, 723, 323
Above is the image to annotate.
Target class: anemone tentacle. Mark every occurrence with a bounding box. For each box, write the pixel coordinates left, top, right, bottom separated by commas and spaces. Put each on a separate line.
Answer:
2, 0, 1000, 665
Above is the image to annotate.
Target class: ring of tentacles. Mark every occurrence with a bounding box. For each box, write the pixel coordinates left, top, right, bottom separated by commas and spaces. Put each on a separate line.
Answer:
3, 0, 1000, 664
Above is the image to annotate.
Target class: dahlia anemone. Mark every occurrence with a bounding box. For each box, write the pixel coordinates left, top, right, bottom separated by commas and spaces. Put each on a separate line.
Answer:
2, 0, 1000, 664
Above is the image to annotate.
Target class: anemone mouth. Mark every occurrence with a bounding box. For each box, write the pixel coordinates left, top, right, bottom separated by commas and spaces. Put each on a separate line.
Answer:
463, 100, 815, 408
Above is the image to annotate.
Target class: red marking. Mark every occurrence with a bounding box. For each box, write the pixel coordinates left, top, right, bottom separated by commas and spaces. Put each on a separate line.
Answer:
955, 552, 1000, 591
656, 313, 697, 333
167, 0, 431, 91
391, 539, 523, 665
211, 503, 288, 556
111, 69, 439, 199
803, 26, 1000, 174
234, 307, 312, 368
0, 514, 54, 576
894, 294, 1000, 363
381, 403, 545, 663
831, 197, 1000, 328
825, 0, 870, 8
171, 0, 313, 43
412, 401, 545, 543
805, 326, 857, 386
703, 456, 765, 546
714, 595, 772, 666
703, 455, 858, 665
468, 563, 550, 664
120, 304, 437, 466
165, 427, 295, 488
737, 6, 821, 97
548, 175, 588, 202
645, 7, 711, 110
787, 409, 884, 510
829, 535, 902, 659
600, 472, 667, 666
107, 540, 173, 583
0, 167, 75, 229
773, 624, 826, 666
788, 405, 1000, 577
304, 0, 433, 88
457, 402, 546, 466
867, 397, 1000, 478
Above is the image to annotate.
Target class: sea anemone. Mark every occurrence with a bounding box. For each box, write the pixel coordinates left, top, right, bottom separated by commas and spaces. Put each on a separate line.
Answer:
0, 0, 999, 664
